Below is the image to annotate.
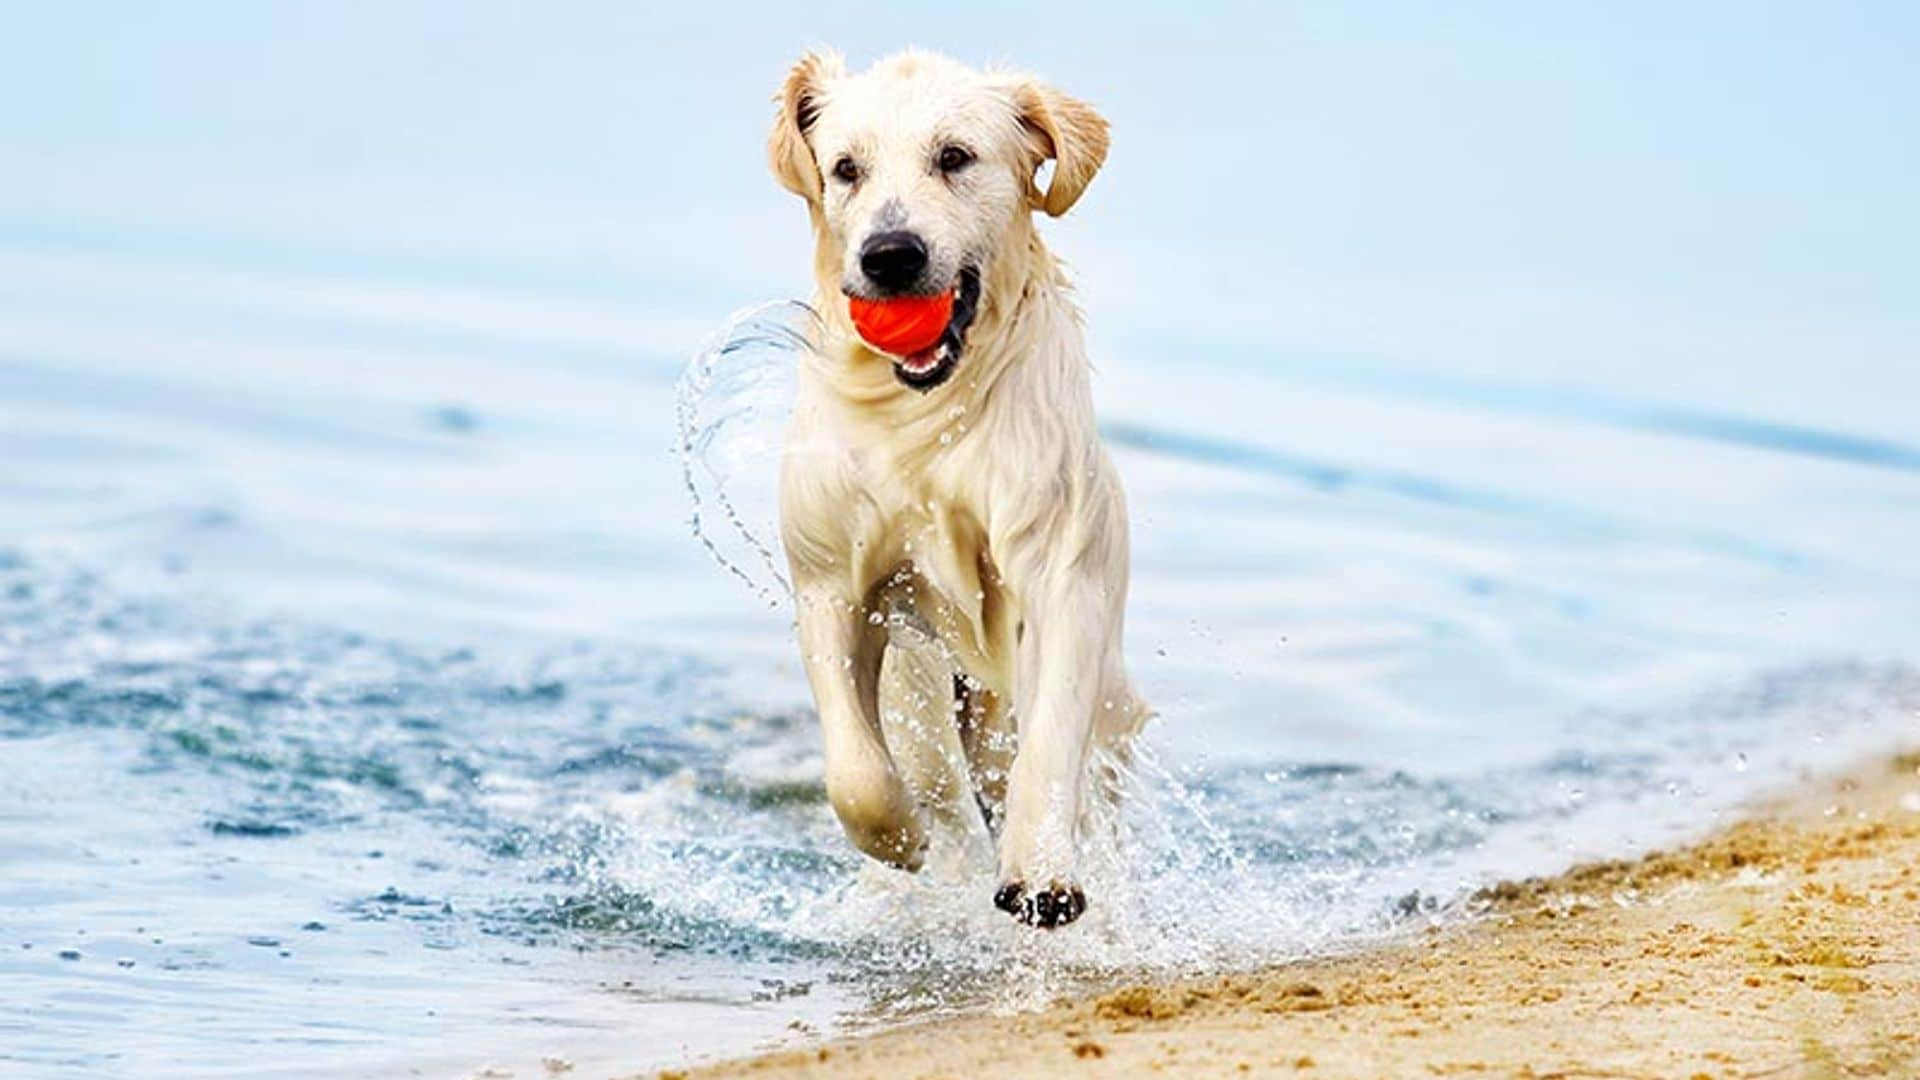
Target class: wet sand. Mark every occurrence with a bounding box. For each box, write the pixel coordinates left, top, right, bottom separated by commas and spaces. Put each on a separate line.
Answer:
654, 753, 1920, 1079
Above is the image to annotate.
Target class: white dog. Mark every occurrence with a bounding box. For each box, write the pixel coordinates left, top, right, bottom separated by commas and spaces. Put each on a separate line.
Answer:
768, 49, 1148, 928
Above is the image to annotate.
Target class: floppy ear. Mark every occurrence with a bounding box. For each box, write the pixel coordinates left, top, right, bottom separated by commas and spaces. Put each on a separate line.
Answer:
1010, 80, 1110, 217
768, 51, 844, 201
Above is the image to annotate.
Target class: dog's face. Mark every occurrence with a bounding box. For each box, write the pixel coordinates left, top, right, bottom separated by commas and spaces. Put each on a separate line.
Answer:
769, 51, 1108, 391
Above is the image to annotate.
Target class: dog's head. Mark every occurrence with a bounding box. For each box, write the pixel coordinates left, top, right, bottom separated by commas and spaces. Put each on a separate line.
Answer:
769, 50, 1108, 391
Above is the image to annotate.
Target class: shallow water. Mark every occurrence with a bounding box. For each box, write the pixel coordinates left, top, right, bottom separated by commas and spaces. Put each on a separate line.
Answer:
7, 8, 1920, 1077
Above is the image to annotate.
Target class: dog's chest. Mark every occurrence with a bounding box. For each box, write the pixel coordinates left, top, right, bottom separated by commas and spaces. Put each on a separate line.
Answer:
850, 442, 986, 564
841, 439, 1010, 665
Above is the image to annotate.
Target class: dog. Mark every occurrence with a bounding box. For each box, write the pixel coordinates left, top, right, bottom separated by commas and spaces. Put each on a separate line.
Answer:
768, 50, 1149, 928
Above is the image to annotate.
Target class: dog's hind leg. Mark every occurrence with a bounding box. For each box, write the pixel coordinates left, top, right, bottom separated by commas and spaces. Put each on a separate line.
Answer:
876, 635, 976, 842
954, 676, 1014, 837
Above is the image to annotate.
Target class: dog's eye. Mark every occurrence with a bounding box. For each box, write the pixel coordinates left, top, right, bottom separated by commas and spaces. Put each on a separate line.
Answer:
936, 145, 973, 173
831, 156, 859, 184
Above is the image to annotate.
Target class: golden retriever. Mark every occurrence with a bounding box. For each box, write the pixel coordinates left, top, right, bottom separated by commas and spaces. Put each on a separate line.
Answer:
768, 49, 1148, 928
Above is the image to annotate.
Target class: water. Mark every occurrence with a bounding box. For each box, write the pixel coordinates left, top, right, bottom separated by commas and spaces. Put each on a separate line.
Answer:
7, 5, 1920, 1077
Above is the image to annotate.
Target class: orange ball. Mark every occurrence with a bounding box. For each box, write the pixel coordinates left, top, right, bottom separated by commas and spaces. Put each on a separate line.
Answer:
848, 291, 954, 356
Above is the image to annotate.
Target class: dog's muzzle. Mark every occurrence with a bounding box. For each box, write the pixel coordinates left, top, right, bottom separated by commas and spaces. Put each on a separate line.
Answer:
858, 231, 931, 294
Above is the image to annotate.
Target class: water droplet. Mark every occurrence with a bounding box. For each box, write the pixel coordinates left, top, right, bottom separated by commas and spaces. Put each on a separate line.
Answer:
1733, 752, 1748, 773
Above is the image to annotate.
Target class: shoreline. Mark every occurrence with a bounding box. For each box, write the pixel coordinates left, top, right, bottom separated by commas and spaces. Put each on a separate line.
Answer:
660, 753, 1920, 1079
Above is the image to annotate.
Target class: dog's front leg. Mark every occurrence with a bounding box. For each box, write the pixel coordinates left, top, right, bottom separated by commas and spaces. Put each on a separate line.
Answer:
795, 588, 927, 871
994, 569, 1116, 928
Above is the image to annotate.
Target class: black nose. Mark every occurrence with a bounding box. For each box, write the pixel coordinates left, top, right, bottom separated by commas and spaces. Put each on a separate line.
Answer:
859, 231, 929, 292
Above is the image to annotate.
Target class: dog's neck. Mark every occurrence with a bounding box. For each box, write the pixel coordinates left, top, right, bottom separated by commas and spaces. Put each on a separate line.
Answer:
806, 225, 1088, 452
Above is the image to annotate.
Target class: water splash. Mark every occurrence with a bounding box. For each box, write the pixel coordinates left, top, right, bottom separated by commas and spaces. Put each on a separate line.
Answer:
673, 299, 816, 609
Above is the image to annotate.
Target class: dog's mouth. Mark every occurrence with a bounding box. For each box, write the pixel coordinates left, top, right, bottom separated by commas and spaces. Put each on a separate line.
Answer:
892, 266, 980, 392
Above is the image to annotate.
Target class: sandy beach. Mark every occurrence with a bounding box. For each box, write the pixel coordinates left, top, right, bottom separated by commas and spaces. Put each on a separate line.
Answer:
661, 754, 1920, 1079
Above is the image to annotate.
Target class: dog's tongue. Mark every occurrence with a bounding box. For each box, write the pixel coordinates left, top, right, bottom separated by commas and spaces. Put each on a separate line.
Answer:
848, 292, 954, 357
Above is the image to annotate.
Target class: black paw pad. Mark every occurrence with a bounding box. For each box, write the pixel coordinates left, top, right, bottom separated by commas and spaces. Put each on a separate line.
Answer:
993, 881, 1086, 928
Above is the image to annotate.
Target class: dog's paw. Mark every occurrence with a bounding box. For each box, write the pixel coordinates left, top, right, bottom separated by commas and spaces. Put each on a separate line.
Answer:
828, 779, 928, 872
866, 822, 929, 873
993, 880, 1086, 928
